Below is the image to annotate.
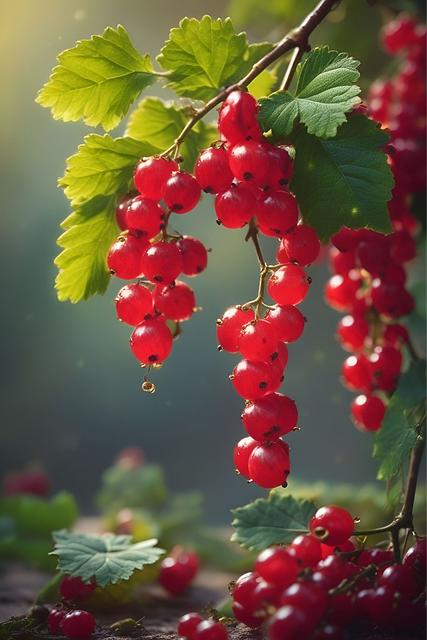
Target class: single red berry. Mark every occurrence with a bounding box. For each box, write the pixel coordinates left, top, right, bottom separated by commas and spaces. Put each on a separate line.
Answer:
331, 227, 363, 252
177, 550, 199, 579
383, 323, 409, 346
242, 393, 297, 440
115, 195, 133, 231
280, 581, 327, 622
217, 306, 255, 352
239, 319, 280, 362
309, 505, 355, 545
129, 317, 173, 364
48, 607, 66, 634
324, 273, 360, 311
369, 345, 402, 391
289, 534, 322, 568
231, 571, 259, 609
194, 619, 228, 640
134, 157, 178, 200
256, 546, 298, 588
140, 241, 183, 284
153, 281, 195, 322
278, 225, 320, 265
177, 236, 208, 276
336, 315, 369, 351
232, 601, 263, 628
177, 612, 204, 640
162, 171, 201, 213
233, 437, 258, 479
342, 354, 372, 392
214, 183, 256, 229
265, 305, 305, 343
377, 564, 419, 599
257, 191, 299, 238
268, 605, 313, 640
265, 145, 294, 187
107, 235, 148, 280
159, 556, 194, 595
252, 578, 282, 609
60, 576, 96, 602
356, 230, 390, 276
403, 538, 426, 587
218, 90, 261, 144
329, 247, 356, 275
248, 440, 291, 489
125, 196, 163, 238
231, 359, 279, 400
389, 229, 417, 263
382, 14, 417, 53
61, 610, 96, 639
371, 278, 415, 318
268, 265, 311, 306
228, 140, 272, 187
194, 147, 233, 193
351, 394, 386, 432
115, 283, 153, 326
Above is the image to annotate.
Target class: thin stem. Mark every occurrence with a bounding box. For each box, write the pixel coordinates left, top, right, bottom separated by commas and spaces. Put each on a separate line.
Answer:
161, 0, 341, 156
280, 46, 306, 91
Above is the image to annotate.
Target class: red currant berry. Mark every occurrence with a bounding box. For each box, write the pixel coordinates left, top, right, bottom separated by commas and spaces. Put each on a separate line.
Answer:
159, 556, 194, 595
289, 534, 322, 568
242, 393, 297, 440
265, 145, 294, 187
351, 394, 386, 432
194, 147, 233, 193
268, 606, 313, 640
231, 360, 278, 400
107, 235, 148, 280
342, 354, 372, 392
356, 230, 390, 276
309, 505, 355, 545
231, 601, 263, 628
279, 225, 320, 266
129, 317, 173, 364
324, 273, 360, 311
378, 564, 419, 599
177, 236, 208, 276
162, 171, 201, 213
329, 247, 356, 275
252, 579, 282, 610
383, 323, 409, 346
268, 265, 311, 306
331, 227, 363, 252
125, 196, 163, 238
115, 195, 133, 231
256, 546, 298, 588
153, 281, 195, 322
218, 90, 261, 144
336, 315, 369, 351
48, 607, 66, 634
140, 241, 183, 284
239, 319, 280, 361
369, 345, 402, 390
214, 183, 256, 229
60, 576, 96, 602
61, 610, 96, 639
217, 306, 255, 352
231, 571, 259, 607
233, 437, 258, 479
115, 283, 153, 326
228, 140, 272, 187
194, 619, 228, 640
403, 538, 426, 587
382, 14, 417, 53
177, 612, 204, 640
371, 279, 415, 317
248, 440, 291, 489
257, 191, 299, 238
281, 581, 327, 622
265, 305, 305, 343
134, 157, 178, 200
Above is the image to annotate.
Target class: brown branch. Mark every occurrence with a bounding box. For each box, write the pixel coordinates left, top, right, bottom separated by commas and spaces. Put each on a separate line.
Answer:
280, 46, 306, 91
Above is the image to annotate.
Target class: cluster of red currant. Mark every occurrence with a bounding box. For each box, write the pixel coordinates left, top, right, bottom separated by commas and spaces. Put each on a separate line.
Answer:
178, 613, 228, 640
323, 17, 425, 434
200, 90, 320, 490
47, 576, 97, 638
107, 158, 208, 390
177, 507, 425, 640
158, 547, 199, 595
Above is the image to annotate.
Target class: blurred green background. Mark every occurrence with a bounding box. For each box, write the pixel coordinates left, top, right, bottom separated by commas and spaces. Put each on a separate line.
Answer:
0, 0, 425, 522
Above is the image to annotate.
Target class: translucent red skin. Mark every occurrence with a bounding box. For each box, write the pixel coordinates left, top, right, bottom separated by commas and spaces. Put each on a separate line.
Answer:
129, 318, 173, 364
218, 90, 261, 144
162, 171, 201, 213
125, 196, 163, 238
107, 235, 148, 280
248, 440, 291, 489
279, 224, 321, 265
153, 281, 195, 322
255, 547, 298, 588
61, 610, 96, 639
217, 306, 255, 352
115, 283, 153, 326
233, 436, 258, 478
134, 157, 178, 200
193, 619, 229, 640
351, 394, 386, 432
268, 265, 311, 306
214, 183, 255, 228
268, 605, 314, 640
239, 319, 280, 362
177, 236, 208, 276
232, 359, 279, 401
177, 613, 204, 640
241, 393, 297, 440
289, 534, 322, 568
309, 505, 355, 545
265, 305, 305, 343
257, 190, 299, 237
140, 241, 183, 284
194, 147, 233, 193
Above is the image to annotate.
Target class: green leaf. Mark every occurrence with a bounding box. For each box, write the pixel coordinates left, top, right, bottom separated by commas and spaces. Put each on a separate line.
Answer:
290, 114, 393, 241
59, 134, 157, 207
373, 360, 426, 481
51, 530, 165, 587
36, 25, 156, 131
0, 492, 78, 537
97, 463, 168, 512
55, 196, 119, 303
157, 15, 272, 101
126, 98, 217, 172
231, 493, 316, 551
259, 47, 361, 138
248, 66, 278, 99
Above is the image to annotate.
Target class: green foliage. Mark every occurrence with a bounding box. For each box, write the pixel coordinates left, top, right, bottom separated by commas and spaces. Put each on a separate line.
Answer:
290, 114, 393, 241
55, 196, 119, 303
97, 463, 168, 512
36, 25, 156, 131
126, 98, 216, 172
51, 530, 165, 587
231, 493, 316, 551
0, 616, 40, 640
248, 67, 278, 99
0, 492, 77, 536
259, 47, 360, 139
374, 360, 426, 481
157, 15, 272, 101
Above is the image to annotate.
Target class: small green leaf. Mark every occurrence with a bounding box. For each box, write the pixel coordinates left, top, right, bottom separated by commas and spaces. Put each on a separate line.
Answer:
51, 530, 165, 587
231, 493, 316, 551
55, 196, 119, 303
0, 492, 78, 537
259, 47, 361, 139
59, 134, 157, 207
36, 25, 156, 131
126, 98, 216, 171
290, 114, 393, 241
157, 15, 272, 101
374, 360, 426, 481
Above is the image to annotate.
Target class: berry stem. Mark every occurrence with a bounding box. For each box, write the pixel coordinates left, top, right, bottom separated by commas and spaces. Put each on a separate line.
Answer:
161, 0, 342, 157
279, 46, 306, 91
